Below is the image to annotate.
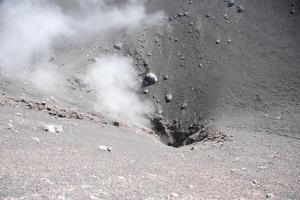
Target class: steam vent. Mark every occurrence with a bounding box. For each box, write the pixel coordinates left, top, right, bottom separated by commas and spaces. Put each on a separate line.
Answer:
0, 0, 299, 199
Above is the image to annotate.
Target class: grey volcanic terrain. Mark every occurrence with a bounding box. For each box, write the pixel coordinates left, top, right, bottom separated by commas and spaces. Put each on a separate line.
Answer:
1, 0, 300, 199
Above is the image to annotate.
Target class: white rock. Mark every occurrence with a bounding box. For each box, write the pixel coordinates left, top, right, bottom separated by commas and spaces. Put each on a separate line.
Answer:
43, 124, 62, 133
98, 145, 112, 152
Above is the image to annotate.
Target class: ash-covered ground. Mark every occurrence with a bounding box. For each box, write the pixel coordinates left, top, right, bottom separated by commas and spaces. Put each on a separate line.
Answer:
1, 0, 300, 199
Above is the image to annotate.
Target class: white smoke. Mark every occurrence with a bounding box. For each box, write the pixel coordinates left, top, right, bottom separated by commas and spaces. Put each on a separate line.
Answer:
0, 0, 71, 72
0, 0, 164, 126
88, 55, 153, 126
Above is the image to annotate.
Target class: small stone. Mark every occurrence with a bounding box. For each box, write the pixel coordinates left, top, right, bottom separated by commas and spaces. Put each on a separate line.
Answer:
31, 136, 40, 142
165, 94, 173, 103
228, 0, 235, 7
216, 39, 221, 44
266, 193, 274, 198
153, 114, 163, 121
163, 75, 169, 80
113, 121, 120, 127
253, 180, 258, 184
43, 124, 62, 133
54, 125, 63, 133
143, 89, 149, 94
227, 38, 232, 43
290, 9, 296, 15
199, 63, 203, 68
178, 13, 184, 17
180, 103, 187, 109
98, 145, 112, 152
237, 6, 245, 13
49, 55, 55, 62
91, 57, 98, 62
291, 2, 296, 7
171, 193, 179, 197
114, 42, 123, 50
90, 195, 100, 200
43, 125, 55, 133
224, 13, 229, 19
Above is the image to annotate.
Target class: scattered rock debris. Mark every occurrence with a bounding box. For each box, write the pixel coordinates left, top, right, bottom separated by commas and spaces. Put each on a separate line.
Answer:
0, 94, 107, 125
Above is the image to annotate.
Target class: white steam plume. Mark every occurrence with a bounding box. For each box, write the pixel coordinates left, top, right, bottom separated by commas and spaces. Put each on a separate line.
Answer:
0, 0, 71, 72
88, 55, 153, 126
0, 0, 164, 126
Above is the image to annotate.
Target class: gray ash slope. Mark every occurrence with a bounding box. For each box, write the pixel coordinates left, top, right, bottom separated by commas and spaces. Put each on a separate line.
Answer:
139, 0, 300, 143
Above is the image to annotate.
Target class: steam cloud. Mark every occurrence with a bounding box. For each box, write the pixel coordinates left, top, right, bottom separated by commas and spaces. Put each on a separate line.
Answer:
88, 55, 153, 126
0, 0, 164, 126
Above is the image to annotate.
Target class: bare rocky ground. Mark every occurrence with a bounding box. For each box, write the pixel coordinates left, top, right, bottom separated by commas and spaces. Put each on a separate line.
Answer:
1, 92, 300, 200
1, 0, 300, 199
